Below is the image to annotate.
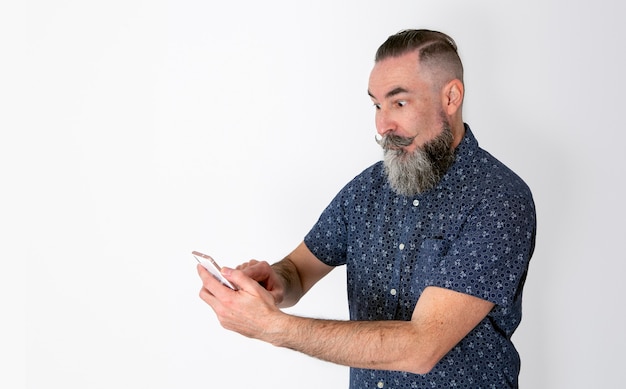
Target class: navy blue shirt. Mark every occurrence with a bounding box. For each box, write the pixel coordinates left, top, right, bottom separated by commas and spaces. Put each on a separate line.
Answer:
304, 125, 536, 388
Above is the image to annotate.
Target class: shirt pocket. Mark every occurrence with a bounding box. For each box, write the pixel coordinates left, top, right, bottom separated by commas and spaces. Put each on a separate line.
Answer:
412, 237, 452, 289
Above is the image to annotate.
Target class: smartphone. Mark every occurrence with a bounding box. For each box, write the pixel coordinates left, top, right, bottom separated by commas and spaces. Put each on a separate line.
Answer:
192, 251, 237, 290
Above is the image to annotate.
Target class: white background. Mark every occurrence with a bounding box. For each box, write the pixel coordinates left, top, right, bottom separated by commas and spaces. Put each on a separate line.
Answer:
2, 1, 625, 388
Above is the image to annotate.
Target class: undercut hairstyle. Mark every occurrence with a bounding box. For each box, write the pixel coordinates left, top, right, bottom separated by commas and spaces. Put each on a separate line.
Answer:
375, 29, 464, 89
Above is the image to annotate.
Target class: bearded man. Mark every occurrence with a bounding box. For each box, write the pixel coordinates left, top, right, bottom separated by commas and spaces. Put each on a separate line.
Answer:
198, 29, 536, 389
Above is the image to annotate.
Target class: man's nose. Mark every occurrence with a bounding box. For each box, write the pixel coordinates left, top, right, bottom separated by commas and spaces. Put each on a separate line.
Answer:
376, 109, 396, 136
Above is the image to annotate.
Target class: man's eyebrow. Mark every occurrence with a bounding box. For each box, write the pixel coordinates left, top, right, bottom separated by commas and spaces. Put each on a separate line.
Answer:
367, 87, 410, 100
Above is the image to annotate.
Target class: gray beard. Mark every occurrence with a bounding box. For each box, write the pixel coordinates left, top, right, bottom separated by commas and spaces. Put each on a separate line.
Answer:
378, 125, 455, 196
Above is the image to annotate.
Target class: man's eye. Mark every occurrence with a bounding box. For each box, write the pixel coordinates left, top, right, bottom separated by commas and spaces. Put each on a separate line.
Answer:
373, 103, 381, 110
397, 100, 407, 107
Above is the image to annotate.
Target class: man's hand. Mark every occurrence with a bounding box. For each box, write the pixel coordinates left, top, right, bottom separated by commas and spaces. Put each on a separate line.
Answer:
197, 264, 283, 339
235, 260, 286, 305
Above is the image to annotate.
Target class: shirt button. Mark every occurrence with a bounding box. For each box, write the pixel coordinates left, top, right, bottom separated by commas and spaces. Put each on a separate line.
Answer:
413, 199, 420, 206
390, 289, 397, 296
399, 243, 405, 250
377, 381, 384, 388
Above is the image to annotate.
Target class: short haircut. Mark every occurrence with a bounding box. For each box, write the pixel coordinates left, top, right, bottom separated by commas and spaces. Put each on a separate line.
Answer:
375, 29, 464, 87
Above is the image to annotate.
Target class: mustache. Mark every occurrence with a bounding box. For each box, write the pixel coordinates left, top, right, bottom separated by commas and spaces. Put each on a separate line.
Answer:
375, 133, 416, 149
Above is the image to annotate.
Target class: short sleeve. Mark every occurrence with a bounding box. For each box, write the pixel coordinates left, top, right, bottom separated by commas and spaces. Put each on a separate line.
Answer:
426, 192, 536, 307
304, 187, 350, 267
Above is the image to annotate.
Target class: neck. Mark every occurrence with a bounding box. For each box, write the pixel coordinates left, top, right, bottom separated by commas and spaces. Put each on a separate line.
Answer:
449, 117, 465, 149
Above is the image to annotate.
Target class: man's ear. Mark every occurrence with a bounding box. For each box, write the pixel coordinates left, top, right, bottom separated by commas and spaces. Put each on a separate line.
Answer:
442, 79, 464, 116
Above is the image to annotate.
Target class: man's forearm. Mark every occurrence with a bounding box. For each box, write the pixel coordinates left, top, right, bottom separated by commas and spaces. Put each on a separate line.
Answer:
264, 314, 434, 375
271, 258, 304, 308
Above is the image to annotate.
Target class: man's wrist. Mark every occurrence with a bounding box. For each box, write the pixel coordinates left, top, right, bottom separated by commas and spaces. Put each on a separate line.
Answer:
263, 311, 296, 347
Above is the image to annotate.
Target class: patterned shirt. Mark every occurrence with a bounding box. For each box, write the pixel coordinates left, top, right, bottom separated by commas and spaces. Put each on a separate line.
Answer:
304, 125, 536, 388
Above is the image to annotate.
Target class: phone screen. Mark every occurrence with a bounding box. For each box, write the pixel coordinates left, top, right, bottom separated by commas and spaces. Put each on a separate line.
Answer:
192, 251, 237, 290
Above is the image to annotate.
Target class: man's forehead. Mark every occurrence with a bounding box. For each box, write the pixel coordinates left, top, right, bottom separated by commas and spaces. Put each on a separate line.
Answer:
368, 53, 425, 99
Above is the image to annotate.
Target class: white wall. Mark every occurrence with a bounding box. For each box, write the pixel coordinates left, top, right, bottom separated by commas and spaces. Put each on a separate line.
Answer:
3, 1, 624, 388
